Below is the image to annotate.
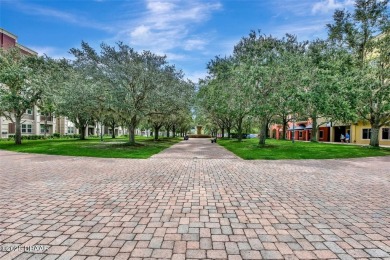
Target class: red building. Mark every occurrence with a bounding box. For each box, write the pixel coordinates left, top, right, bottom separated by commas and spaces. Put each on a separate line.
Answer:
271, 120, 329, 142
0, 28, 37, 55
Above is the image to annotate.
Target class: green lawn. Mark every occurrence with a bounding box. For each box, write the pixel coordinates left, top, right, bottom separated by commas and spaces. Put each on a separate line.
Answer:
0, 136, 182, 159
218, 138, 390, 160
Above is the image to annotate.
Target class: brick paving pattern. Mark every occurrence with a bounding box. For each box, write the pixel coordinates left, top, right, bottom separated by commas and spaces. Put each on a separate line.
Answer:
0, 140, 389, 259
150, 138, 239, 159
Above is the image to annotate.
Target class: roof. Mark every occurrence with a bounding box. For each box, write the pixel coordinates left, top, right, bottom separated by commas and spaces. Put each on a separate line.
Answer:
15, 43, 38, 55
0, 28, 17, 39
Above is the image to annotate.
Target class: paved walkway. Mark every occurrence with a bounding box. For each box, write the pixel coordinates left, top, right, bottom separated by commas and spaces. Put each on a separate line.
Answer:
0, 141, 390, 260
150, 138, 240, 159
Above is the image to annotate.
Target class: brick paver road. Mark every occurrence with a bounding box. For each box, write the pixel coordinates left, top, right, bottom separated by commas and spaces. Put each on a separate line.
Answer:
0, 140, 390, 260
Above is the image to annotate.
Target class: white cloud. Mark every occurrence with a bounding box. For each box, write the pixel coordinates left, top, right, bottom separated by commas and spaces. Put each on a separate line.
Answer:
183, 39, 207, 51
312, 0, 354, 14
146, 1, 175, 13
163, 52, 187, 61
116, 0, 222, 55
185, 70, 208, 84
130, 25, 151, 38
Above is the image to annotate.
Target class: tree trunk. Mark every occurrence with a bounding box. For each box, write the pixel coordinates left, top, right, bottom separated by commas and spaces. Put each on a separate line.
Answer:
282, 117, 287, 140
128, 115, 137, 144
311, 116, 318, 142
15, 116, 22, 145
227, 127, 231, 138
237, 117, 243, 142
154, 126, 160, 141
221, 127, 225, 138
80, 125, 87, 140
370, 125, 380, 147
264, 119, 269, 139
166, 127, 170, 138
258, 118, 267, 146
129, 124, 135, 144
172, 125, 176, 137
111, 123, 116, 139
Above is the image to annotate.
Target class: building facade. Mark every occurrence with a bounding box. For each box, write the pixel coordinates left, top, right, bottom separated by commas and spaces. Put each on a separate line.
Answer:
270, 118, 390, 146
0, 28, 50, 138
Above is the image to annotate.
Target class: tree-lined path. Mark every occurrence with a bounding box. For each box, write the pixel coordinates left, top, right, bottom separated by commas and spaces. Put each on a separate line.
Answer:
0, 147, 389, 259
150, 138, 239, 159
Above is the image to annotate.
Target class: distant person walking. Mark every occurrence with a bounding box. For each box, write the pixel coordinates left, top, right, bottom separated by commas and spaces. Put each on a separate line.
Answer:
340, 133, 345, 143
345, 133, 350, 143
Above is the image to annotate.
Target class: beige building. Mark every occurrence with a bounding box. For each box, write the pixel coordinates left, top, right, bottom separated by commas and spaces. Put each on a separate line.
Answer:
350, 121, 390, 146
0, 106, 57, 138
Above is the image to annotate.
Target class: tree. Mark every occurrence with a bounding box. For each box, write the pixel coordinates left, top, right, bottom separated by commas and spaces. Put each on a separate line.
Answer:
298, 39, 355, 142
99, 43, 170, 144
147, 66, 194, 141
0, 48, 45, 144
271, 35, 308, 140
70, 41, 194, 144
55, 60, 99, 140
233, 32, 282, 145
327, 0, 390, 146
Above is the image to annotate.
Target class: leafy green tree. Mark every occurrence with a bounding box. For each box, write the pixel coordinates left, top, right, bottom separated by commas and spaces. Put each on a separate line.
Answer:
234, 32, 282, 145
271, 35, 308, 140
299, 39, 355, 142
327, 0, 390, 146
55, 60, 100, 140
0, 48, 45, 144
100, 44, 172, 144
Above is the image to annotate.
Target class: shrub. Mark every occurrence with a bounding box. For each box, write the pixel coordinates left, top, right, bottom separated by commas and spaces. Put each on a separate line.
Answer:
230, 133, 248, 139
187, 134, 212, 138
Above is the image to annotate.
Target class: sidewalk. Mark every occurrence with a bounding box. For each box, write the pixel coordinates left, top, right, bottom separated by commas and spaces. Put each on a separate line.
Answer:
150, 138, 240, 159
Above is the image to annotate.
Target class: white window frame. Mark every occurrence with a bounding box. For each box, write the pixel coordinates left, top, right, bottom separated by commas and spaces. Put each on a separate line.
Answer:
67, 127, 74, 134
22, 124, 32, 133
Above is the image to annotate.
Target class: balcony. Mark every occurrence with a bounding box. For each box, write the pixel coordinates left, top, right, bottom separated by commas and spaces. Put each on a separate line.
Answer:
40, 116, 53, 122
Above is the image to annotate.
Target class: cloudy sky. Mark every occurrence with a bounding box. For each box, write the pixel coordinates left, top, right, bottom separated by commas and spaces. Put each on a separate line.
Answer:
0, 0, 355, 82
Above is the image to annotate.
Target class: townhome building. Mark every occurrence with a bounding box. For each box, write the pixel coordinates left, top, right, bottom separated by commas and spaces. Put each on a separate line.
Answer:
1, 28, 164, 140
270, 119, 390, 146
0, 29, 57, 138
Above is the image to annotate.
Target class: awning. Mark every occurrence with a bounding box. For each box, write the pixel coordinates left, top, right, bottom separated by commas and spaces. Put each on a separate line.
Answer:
288, 126, 305, 131
305, 124, 312, 129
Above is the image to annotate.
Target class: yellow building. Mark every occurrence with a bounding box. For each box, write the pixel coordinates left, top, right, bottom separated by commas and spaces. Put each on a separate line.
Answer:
350, 121, 390, 146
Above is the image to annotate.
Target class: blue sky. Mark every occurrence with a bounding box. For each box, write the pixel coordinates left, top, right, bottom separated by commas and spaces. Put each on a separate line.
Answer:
0, 0, 355, 82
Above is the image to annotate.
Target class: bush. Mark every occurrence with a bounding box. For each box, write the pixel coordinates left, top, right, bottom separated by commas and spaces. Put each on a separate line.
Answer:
187, 134, 212, 138
231, 133, 248, 139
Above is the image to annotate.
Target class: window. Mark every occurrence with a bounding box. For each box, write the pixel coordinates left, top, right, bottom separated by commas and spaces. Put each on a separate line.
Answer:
382, 128, 389, 140
22, 124, 32, 133
40, 125, 49, 134
362, 129, 371, 139
8, 123, 15, 134
26, 109, 33, 115
67, 127, 74, 134
319, 130, 324, 139
299, 131, 303, 138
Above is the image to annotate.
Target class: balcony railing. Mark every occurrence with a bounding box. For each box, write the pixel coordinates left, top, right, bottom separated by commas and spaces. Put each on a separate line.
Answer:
40, 116, 53, 122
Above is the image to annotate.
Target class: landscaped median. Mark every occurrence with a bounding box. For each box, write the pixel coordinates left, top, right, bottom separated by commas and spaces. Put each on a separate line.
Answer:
217, 138, 390, 160
0, 136, 182, 159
